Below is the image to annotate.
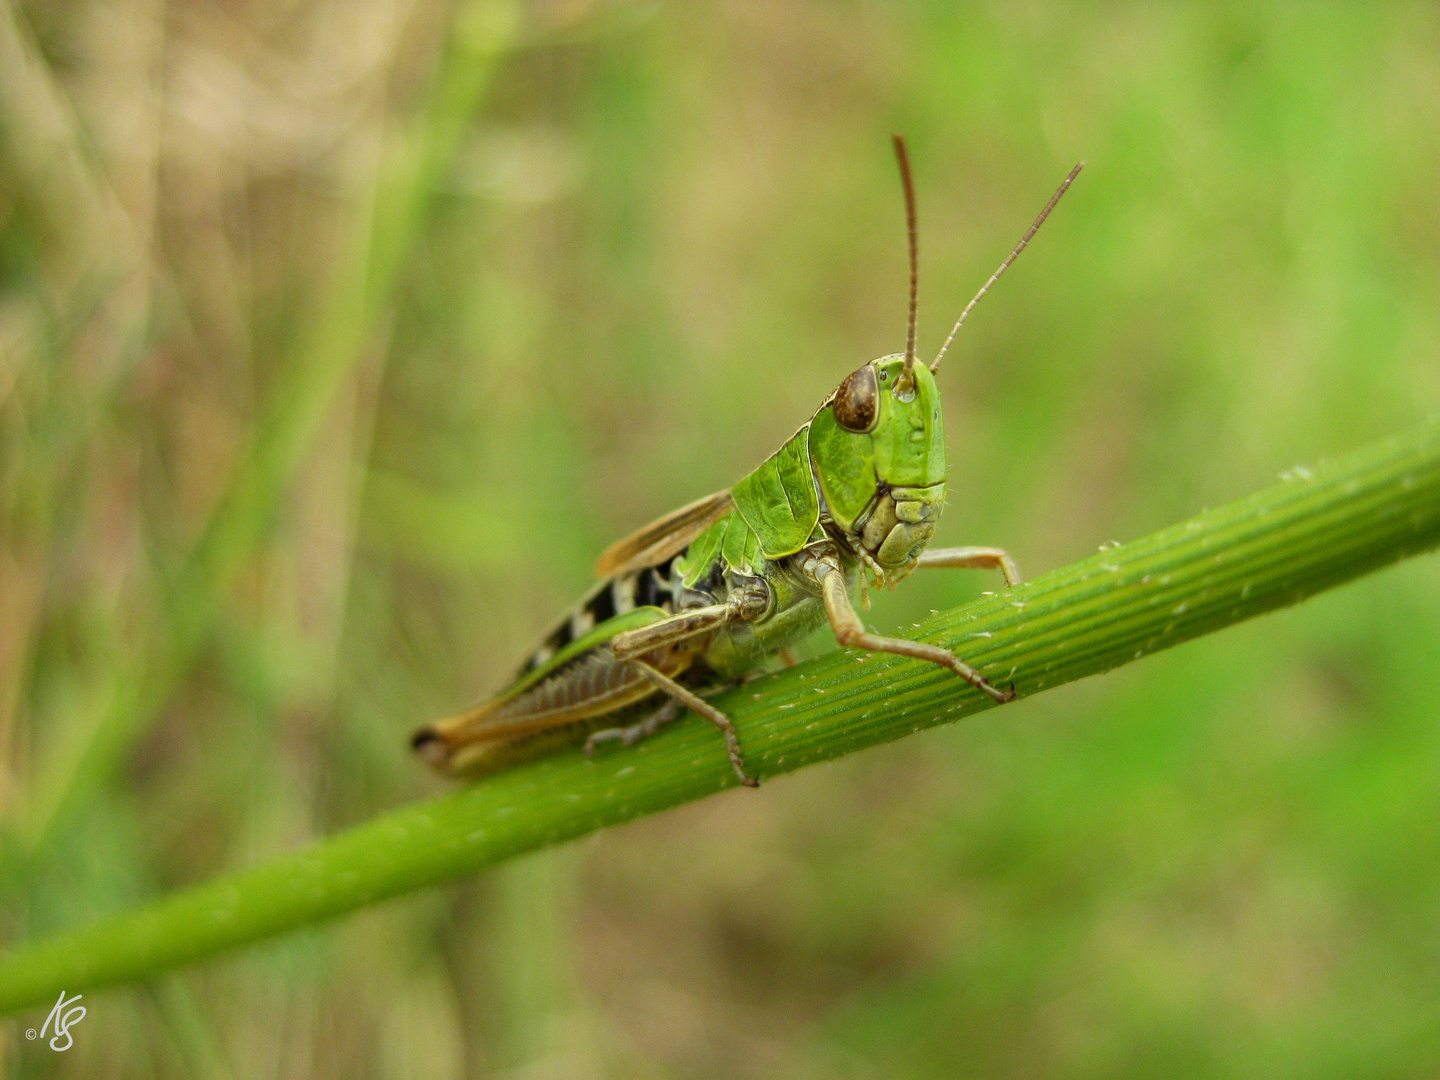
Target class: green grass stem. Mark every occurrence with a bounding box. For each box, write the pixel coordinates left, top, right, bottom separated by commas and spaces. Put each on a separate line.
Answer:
2, 418, 1439, 1015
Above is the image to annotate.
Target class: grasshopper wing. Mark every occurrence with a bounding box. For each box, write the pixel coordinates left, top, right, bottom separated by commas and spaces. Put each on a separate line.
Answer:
594, 489, 734, 577
414, 606, 676, 774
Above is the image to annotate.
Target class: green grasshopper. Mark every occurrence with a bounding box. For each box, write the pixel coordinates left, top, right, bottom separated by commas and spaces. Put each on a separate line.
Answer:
413, 138, 1081, 787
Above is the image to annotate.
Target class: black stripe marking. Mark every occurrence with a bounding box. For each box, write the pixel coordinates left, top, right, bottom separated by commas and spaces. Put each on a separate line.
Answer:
523, 619, 572, 673
587, 580, 617, 625
635, 567, 658, 608
519, 553, 683, 677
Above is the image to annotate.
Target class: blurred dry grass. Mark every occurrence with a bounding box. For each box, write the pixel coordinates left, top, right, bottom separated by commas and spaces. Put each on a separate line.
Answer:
4, 1, 1440, 1077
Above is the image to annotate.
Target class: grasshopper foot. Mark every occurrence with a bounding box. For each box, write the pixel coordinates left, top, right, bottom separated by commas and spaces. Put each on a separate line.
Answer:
975, 677, 1016, 704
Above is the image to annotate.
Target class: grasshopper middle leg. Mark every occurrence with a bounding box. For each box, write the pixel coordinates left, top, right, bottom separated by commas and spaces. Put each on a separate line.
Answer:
601, 600, 760, 787
626, 659, 758, 787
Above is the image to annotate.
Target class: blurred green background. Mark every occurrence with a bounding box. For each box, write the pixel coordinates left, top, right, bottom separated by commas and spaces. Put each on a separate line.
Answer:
3, 1, 1440, 1076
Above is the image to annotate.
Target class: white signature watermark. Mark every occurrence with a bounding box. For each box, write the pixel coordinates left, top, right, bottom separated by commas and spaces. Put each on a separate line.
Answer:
24, 991, 85, 1051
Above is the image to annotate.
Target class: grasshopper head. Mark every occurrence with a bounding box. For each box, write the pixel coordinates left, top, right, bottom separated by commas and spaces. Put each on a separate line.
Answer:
805, 143, 1077, 580
810, 354, 946, 576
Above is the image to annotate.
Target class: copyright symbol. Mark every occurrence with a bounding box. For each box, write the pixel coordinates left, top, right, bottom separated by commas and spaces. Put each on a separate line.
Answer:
25, 1029, 36, 1040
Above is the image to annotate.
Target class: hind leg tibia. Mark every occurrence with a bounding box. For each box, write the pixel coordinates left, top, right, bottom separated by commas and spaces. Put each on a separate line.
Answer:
585, 699, 684, 755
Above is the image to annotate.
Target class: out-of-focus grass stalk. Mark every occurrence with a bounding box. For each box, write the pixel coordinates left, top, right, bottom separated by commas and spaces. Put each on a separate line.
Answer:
2, 418, 1438, 1013
0, 0, 156, 849
0, 0, 142, 298
16, 0, 520, 853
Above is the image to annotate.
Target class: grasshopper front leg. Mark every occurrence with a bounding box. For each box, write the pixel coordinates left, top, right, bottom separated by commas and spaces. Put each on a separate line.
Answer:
590, 600, 761, 787
914, 546, 1022, 587
813, 557, 1015, 704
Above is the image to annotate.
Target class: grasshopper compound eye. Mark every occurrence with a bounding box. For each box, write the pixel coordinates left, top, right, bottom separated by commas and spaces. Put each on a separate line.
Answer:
833, 364, 879, 432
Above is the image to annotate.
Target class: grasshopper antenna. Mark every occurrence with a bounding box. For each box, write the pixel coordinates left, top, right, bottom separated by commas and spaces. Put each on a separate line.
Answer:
892, 134, 919, 394
932, 160, 1084, 374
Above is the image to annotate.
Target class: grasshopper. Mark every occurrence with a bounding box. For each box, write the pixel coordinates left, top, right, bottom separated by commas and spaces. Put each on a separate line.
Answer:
413, 138, 1081, 787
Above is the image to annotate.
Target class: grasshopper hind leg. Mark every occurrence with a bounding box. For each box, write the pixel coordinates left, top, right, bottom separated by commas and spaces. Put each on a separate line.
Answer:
585, 698, 684, 755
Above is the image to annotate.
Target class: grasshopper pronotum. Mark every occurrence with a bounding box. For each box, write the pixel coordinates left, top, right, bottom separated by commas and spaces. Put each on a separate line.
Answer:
414, 138, 1081, 787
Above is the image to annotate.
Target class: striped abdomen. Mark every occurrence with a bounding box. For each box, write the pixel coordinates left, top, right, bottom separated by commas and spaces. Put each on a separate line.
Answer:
518, 552, 689, 677
413, 611, 701, 774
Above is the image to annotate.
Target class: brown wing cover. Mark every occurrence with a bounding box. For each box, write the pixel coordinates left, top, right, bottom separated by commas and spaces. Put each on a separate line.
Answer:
432, 648, 652, 741
415, 644, 689, 773
593, 489, 734, 577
